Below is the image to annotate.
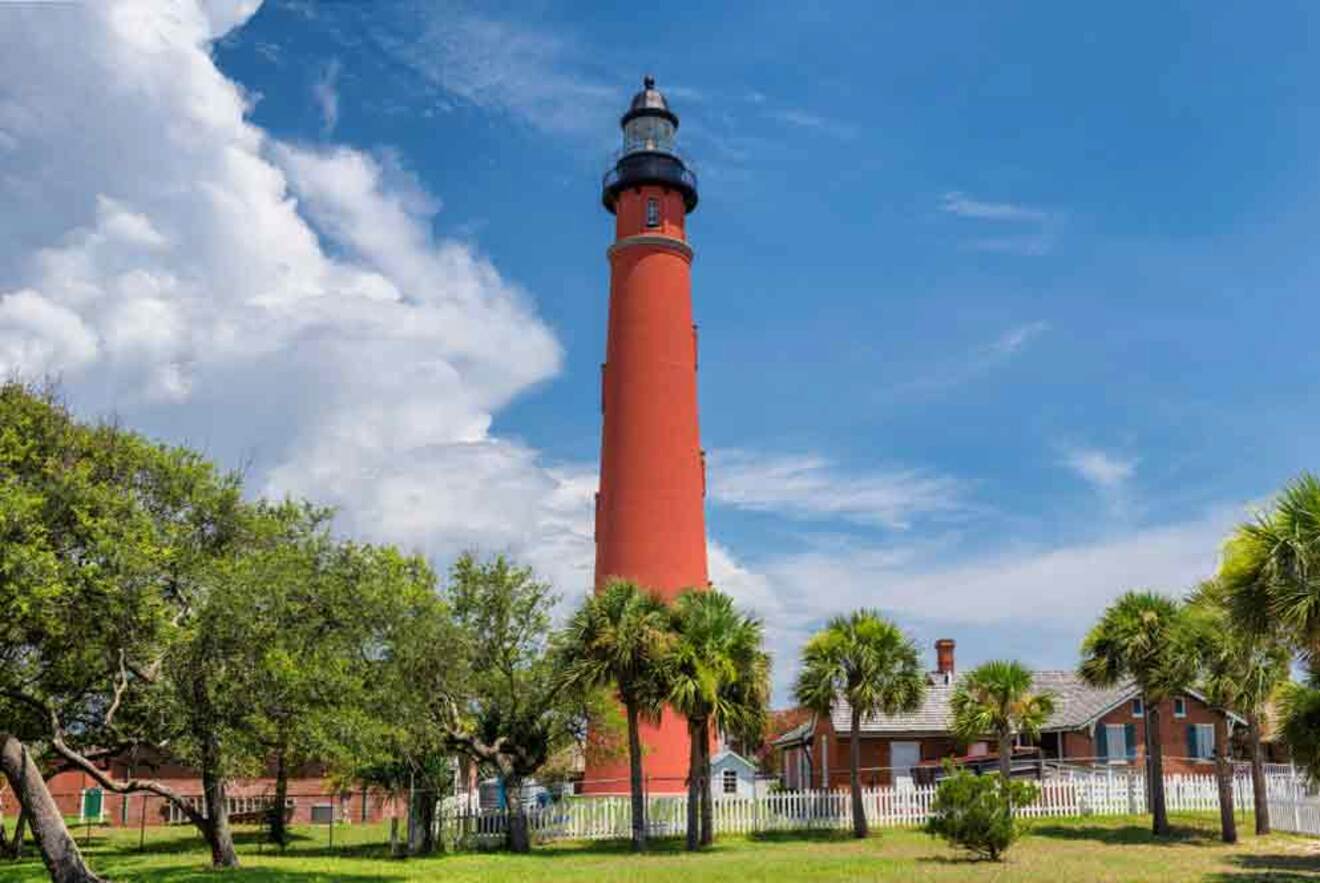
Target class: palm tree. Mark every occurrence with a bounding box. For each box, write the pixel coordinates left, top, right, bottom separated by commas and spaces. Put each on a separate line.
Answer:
1079, 591, 1195, 837
794, 610, 926, 839
1219, 474, 1320, 828
1186, 581, 1289, 842
557, 579, 673, 852
667, 588, 770, 850
950, 660, 1055, 786
1221, 472, 1320, 661
1278, 679, 1320, 781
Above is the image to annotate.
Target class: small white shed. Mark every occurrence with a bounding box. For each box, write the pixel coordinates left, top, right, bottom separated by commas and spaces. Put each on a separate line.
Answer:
709, 749, 758, 799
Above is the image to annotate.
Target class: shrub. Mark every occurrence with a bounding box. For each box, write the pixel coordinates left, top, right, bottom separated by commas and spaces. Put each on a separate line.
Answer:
924, 763, 1038, 861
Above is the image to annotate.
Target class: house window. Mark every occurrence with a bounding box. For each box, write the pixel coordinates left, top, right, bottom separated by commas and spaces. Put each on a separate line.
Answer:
1102, 724, 1136, 762
1174, 697, 1187, 718
1131, 698, 1144, 717
1189, 723, 1215, 760
722, 769, 738, 795
645, 197, 660, 228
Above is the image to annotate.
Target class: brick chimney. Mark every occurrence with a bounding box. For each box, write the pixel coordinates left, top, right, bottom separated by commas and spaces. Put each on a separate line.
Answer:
935, 639, 956, 679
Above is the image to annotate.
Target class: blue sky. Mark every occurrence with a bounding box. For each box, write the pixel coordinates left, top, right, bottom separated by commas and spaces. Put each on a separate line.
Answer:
3, 1, 1320, 700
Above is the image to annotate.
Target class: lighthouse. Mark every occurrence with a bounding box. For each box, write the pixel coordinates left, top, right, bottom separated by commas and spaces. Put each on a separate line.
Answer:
585, 76, 707, 795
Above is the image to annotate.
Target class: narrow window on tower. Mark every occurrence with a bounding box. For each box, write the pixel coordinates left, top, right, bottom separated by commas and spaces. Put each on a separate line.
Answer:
645, 197, 660, 228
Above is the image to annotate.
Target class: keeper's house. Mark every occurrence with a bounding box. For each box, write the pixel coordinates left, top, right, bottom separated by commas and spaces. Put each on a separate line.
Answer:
773, 639, 1242, 789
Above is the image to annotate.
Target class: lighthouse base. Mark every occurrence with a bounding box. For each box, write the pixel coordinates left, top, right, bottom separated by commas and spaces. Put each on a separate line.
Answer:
581, 707, 695, 795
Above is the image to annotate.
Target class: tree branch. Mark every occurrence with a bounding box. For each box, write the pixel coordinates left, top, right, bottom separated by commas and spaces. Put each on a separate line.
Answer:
3, 689, 208, 831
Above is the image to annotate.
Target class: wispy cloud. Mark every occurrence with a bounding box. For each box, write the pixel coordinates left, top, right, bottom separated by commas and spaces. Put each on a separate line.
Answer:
883, 321, 1050, 399
1062, 447, 1138, 490
767, 108, 857, 140
709, 450, 966, 529
351, 5, 615, 136
941, 191, 1049, 223
726, 506, 1238, 700
312, 58, 341, 135
987, 320, 1050, 357
940, 191, 1062, 255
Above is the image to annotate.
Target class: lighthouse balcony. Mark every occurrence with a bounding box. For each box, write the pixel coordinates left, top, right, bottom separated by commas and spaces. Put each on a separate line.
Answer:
602, 150, 698, 213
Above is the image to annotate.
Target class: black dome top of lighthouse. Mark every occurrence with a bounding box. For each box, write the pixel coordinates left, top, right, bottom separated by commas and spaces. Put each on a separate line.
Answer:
602, 75, 697, 214
621, 75, 679, 128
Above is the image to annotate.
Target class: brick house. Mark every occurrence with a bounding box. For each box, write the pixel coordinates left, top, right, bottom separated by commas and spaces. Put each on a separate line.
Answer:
40, 748, 406, 828
774, 639, 1243, 790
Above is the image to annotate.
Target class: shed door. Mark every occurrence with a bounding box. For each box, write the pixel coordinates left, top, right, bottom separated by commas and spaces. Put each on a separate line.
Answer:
891, 741, 920, 787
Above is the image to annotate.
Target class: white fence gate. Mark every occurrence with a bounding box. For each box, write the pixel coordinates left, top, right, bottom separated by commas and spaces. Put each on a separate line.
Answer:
446, 767, 1318, 846
1267, 764, 1320, 837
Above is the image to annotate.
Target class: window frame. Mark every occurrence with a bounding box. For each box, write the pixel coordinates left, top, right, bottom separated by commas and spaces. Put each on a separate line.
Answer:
1173, 696, 1187, 718
645, 197, 661, 228
1131, 697, 1144, 717
721, 768, 738, 795
1104, 723, 1127, 763
1193, 723, 1215, 760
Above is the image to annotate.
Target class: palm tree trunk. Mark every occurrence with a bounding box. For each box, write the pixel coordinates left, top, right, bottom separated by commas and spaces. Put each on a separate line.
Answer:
1248, 711, 1270, 835
699, 718, 713, 847
998, 732, 1013, 783
0, 733, 104, 883
849, 708, 867, 839
685, 716, 701, 851
1213, 711, 1237, 843
626, 701, 647, 853
1145, 698, 1169, 836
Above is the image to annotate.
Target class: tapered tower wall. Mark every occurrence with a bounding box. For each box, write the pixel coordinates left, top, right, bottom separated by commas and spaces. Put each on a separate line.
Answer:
584, 78, 709, 795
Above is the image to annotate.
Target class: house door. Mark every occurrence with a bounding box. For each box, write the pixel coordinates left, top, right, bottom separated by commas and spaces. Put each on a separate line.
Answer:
891, 742, 920, 788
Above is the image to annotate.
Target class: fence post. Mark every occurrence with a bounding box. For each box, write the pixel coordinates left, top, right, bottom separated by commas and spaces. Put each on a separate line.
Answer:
1292, 762, 1302, 833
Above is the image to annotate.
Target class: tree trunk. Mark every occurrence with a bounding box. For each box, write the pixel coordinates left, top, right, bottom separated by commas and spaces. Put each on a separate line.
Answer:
685, 717, 701, 851
269, 743, 289, 848
12, 808, 28, 859
199, 742, 239, 868
998, 732, 1013, 784
504, 774, 529, 854
0, 734, 104, 883
1145, 698, 1169, 836
849, 707, 867, 839
413, 786, 437, 855
699, 718, 713, 847
1214, 711, 1237, 843
1248, 711, 1270, 835
3, 804, 32, 860
626, 701, 646, 853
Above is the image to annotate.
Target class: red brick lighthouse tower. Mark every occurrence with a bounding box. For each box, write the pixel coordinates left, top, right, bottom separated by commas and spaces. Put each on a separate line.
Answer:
584, 76, 707, 795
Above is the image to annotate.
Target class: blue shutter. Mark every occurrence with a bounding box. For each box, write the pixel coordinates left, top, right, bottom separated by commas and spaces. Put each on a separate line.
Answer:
1096, 726, 1108, 761
1186, 724, 1197, 759
1124, 723, 1136, 760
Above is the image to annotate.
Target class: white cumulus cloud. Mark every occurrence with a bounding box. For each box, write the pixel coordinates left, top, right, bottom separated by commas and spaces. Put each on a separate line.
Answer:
0, 0, 591, 600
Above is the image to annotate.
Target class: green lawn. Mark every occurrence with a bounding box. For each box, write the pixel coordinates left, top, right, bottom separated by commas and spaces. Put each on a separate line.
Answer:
2, 814, 1318, 881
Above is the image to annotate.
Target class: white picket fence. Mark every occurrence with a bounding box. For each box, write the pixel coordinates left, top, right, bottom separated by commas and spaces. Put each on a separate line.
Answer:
1267, 766, 1320, 837
447, 768, 1318, 845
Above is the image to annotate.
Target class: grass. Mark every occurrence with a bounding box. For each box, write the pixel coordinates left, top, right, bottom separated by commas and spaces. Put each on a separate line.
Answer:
1, 813, 1318, 881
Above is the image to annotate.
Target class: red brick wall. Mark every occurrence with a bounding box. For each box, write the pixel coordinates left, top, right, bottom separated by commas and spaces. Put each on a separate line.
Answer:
1058, 693, 1229, 773
811, 719, 956, 788
42, 766, 402, 828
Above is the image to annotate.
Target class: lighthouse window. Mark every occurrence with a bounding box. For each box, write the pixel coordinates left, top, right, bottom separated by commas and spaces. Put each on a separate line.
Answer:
645, 197, 660, 228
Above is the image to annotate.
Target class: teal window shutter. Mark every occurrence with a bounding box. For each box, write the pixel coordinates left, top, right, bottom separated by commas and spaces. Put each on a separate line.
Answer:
1096, 726, 1108, 761
1186, 724, 1197, 759
1124, 723, 1136, 760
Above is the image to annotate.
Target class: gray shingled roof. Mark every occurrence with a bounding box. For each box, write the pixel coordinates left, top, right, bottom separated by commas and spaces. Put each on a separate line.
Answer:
826, 671, 1136, 735
771, 719, 815, 746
